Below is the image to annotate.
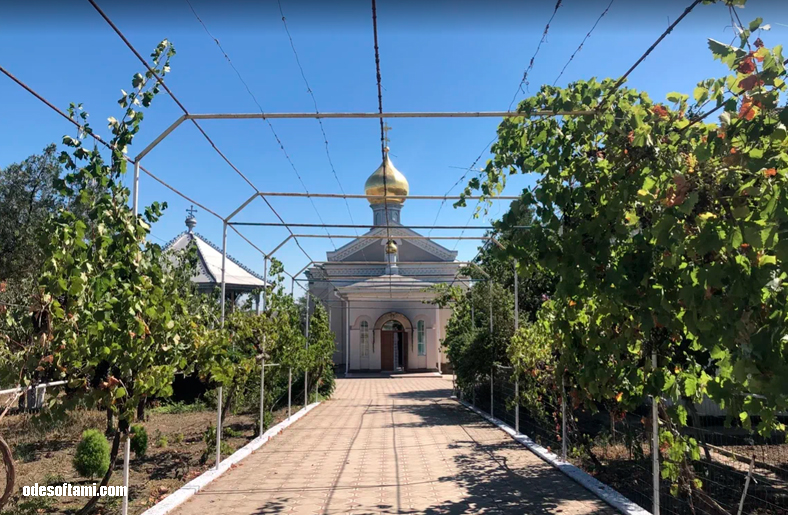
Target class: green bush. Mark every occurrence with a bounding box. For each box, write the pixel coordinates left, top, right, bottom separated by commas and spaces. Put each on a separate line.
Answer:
130, 425, 148, 457
155, 431, 168, 448
200, 425, 232, 464
73, 429, 110, 478
173, 432, 184, 444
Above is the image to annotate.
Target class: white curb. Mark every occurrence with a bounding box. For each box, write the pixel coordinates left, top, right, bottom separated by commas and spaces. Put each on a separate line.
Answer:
455, 398, 651, 515
140, 402, 322, 515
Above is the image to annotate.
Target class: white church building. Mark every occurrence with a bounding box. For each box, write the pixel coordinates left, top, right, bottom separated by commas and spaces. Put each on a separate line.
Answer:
307, 153, 464, 374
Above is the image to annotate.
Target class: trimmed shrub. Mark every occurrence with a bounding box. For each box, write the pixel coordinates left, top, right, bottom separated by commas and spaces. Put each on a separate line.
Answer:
130, 425, 148, 457
73, 429, 110, 478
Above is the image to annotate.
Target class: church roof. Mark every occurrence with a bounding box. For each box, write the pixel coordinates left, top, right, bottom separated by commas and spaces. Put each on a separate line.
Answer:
336, 275, 434, 295
326, 225, 458, 262
163, 231, 266, 290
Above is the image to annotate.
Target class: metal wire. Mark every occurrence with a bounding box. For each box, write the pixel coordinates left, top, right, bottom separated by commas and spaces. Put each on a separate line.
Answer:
508, 0, 563, 110
552, 0, 615, 86
275, 0, 365, 256
598, 0, 703, 110
184, 0, 338, 250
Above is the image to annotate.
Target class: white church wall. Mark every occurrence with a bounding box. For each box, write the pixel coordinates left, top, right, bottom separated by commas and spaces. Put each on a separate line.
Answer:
342, 301, 440, 371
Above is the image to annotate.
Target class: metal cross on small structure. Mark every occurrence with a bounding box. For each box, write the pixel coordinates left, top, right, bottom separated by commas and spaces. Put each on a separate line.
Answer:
382, 122, 392, 152
186, 205, 198, 219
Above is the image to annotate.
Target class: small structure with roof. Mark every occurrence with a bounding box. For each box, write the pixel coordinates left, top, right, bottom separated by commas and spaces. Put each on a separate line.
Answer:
165, 207, 267, 309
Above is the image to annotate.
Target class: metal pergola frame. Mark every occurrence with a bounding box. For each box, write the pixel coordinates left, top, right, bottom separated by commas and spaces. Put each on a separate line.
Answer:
0, 0, 708, 505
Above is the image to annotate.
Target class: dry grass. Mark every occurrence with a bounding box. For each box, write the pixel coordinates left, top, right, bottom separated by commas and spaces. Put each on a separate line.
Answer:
1, 403, 297, 515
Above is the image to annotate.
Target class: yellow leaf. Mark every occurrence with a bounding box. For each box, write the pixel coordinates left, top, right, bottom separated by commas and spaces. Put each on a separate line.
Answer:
698, 212, 717, 220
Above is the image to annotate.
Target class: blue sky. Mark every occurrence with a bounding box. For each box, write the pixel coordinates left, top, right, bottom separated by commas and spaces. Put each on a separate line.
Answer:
2, 0, 787, 296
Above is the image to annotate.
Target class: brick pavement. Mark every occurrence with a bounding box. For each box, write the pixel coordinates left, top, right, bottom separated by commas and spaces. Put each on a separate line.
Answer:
171, 374, 616, 514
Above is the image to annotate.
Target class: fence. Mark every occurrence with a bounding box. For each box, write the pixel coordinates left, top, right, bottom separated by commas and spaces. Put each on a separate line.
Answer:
459, 367, 788, 515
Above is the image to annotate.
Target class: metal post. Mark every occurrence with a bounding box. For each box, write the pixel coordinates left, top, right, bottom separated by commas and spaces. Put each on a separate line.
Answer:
490, 368, 494, 419
262, 257, 268, 312
489, 281, 494, 419
737, 456, 755, 515
652, 351, 660, 515
562, 374, 568, 461
220, 222, 228, 323
488, 281, 493, 334
513, 259, 519, 434
515, 378, 519, 434
132, 161, 140, 216
305, 295, 310, 407
345, 299, 350, 376
472, 377, 476, 407
217, 221, 227, 470
260, 354, 265, 436
288, 367, 292, 419
470, 288, 474, 325
121, 434, 130, 515
513, 259, 519, 331
216, 385, 222, 469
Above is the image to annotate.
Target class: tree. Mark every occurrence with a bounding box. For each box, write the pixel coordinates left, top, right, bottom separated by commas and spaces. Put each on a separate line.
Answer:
0, 145, 63, 282
14, 39, 181, 514
432, 277, 515, 390
460, 10, 787, 502
305, 302, 336, 399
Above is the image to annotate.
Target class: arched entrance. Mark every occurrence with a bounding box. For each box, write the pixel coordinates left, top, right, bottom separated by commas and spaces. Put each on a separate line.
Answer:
374, 312, 412, 372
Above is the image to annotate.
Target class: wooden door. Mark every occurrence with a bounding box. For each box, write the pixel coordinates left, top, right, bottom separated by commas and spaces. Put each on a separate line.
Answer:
380, 332, 394, 371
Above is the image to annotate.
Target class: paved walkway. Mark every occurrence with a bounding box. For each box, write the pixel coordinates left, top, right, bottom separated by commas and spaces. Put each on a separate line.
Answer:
172, 374, 615, 514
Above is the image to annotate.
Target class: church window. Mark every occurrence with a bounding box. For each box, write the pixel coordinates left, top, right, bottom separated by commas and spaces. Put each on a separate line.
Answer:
360, 321, 370, 357
417, 320, 426, 356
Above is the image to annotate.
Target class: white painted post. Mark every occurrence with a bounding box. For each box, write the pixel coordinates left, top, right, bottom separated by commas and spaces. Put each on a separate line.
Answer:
217, 221, 227, 470
305, 295, 310, 408
345, 299, 350, 376
513, 259, 519, 434
216, 386, 222, 469
515, 378, 519, 434
288, 367, 292, 419
489, 281, 494, 419
132, 161, 140, 216
262, 257, 268, 312
490, 368, 494, 419
562, 374, 568, 461
472, 376, 476, 407
260, 354, 265, 436
259, 256, 268, 436
122, 434, 130, 515
652, 351, 660, 515
737, 456, 755, 515
220, 222, 227, 323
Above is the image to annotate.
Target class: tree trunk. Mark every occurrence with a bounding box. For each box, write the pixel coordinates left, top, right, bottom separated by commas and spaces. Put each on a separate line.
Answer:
685, 400, 712, 461
105, 407, 114, 436
0, 434, 14, 511
77, 423, 124, 515
136, 397, 146, 422
220, 383, 237, 425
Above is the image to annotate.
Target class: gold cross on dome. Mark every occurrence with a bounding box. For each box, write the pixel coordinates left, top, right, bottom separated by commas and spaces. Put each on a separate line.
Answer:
382, 123, 392, 149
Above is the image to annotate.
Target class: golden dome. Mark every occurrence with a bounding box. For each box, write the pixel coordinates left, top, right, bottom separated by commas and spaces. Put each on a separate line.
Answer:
364, 155, 409, 205
385, 240, 398, 254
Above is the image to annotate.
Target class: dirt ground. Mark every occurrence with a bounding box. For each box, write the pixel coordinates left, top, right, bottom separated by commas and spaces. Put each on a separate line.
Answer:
1, 403, 298, 515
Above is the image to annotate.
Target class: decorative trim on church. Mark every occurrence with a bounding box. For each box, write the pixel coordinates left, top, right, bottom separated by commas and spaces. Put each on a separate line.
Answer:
326, 227, 458, 262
